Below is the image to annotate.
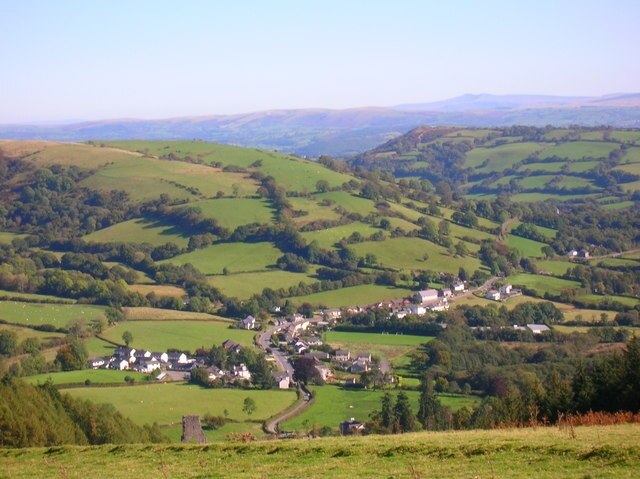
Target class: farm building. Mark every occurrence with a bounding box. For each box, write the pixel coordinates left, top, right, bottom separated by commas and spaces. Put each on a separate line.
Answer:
414, 289, 439, 304
340, 418, 366, 435
240, 315, 256, 330
272, 372, 291, 389
527, 324, 551, 334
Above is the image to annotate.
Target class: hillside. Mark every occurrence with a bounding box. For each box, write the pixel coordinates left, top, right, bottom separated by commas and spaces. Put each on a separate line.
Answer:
1, 94, 640, 157
2, 424, 639, 478
0, 137, 639, 447
351, 125, 640, 204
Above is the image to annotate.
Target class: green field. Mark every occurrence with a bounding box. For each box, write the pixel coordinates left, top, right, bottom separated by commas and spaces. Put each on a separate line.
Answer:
316, 191, 378, 216
464, 142, 547, 172
24, 369, 148, 385
64, 382, 296, 433
22, 142, 140, 169
107, 140, 353, 193
185, 198, 275, 229
0, 323, 65, 343
301, 222, 380, 249
122, 307, 224, 321
291, 284, 412, 308
591, 257, 640, 268
0, 289, 75, 303
352, 237, 483, 274
541, 141, 618, 160
287, 196, 342, 225
504, 234, 548, 257
3, 424, 639, 478
84, 217, 190, 248
163, 241, 282, 274
601, 201, 635, 210
0, 301, 106, 328
283, 385, 478, 431
535, 260, 575, 276
81, 156, 257, 201
577, 294, 640, 308
324, 330, 433, 367
0, 231, 28, 243
508, 273, 581, 296
207, 269, 317, 299
99, 320, 256, 352
324, 331, 432, 347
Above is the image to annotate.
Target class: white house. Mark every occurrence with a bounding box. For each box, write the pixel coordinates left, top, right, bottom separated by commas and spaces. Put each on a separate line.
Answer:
168, 352, 189, 364
441, 288, 453, 298
207, 366, 226, 381
395, 310, 408, 319
114, 359, 130, 371
350, 359, 369, 374
152, 352, 169, 363
323, 309, 342, 320
429, 302, 449, 312
452, 281, 465, 293
414, 289, 439, 304
499, 284, 513, 296
407, 304, 427, 315
272, 371, 290, 389
568, 249, 578, 258
136, 359, 161, 373
356, 352, 372, 363
486, 290, 501, 301
233, 363, 252, 380
240, 315, 256, 330
88, 358, 106, 369
527, 324, 551, 335
134, 350, 152, 360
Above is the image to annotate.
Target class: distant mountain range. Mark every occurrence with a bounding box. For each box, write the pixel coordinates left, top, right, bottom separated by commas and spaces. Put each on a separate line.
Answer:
1, 93, 639, 157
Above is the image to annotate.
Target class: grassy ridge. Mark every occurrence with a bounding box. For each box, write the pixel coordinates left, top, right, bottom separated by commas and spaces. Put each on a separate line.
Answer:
3, 424, 638, 478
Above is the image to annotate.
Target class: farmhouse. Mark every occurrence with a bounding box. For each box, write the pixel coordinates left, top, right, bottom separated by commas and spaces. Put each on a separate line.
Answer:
222, 339, 242, 352
316, 364, 334, 381
452, 280, 466, 292
232, 363, 252, 380
486, 290, 501, 301
322, 308, 342, 320
114, 359, 130, 371
499, 284, 513, 296
441, 288, 453, 298
340, 418, 366, 435
152, 352, 169, 363
350, 359, 369, 373
568, 249, 578, 258
167, 352, 189, 364
407, 304, 427, 315
356, 352, 372, 362
136, 359, 161, 373
240, 315, 256, 330
272, 371, 291, 389
88, 358, 106, 369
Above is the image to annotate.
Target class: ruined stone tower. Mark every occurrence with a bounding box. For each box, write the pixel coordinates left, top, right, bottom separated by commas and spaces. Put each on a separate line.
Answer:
181, 415, 207, 443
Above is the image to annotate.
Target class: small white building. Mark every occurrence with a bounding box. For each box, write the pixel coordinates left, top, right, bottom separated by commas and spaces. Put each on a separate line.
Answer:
233, 363, 252, 380
88, 358, 106, 369
452, 281, 465, 293
334, 350, 351, 361
114, 359, 130, 371
240, 315, 256, 330
272, 371, 291, 389
152, 352, 169, 363
568, 250, 578, 258
499, 284, 513, 296
527, 324, 551, 335
316, 364, 333, 381
168, 352, 189, 364
407, 304, 427, 315
486, 290, 501, 301
441, 288, 453, 298
136, 359, 161, 373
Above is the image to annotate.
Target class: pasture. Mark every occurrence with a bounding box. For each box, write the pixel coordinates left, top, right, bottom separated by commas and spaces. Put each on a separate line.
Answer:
3, 424, 640, 478
163, 241, 282, 274
541, 141, 618, 160
0, 301, 106, 328
64, 383, 296, 431
300, 222, 380, 249
283, 385, 478, 431
22, 142, 140, 169
352, 237, 483, 274
577, 294, 639, 308
508, 273, 581, 296
463, 142, 547, 171
287, 196, 342, 225
535, 260, 575, 276
316, 191, 378, 216
127, 284, 187, 298
84, 218, 190, 248
24, 369, 148, 385
207, 269, 317, 299
0, 323, 65, 343
291, 284, 412, 308
122, 307, 224, 321
504, 234, 548, 257
0, 289, 74, 303
185, 198, 275, 229
99, 320, 256, 352
0, 231, 28, 243
324, 330, 433, 366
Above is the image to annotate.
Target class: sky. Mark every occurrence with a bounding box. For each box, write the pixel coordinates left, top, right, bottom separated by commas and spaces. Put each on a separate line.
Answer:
1, 0, 639, 123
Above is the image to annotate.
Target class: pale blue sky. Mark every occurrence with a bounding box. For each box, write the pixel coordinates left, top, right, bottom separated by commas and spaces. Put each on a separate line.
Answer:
1, 0, 638, 123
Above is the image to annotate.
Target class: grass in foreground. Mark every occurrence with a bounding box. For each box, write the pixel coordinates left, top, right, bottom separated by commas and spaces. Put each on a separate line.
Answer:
3, 424, 639, 478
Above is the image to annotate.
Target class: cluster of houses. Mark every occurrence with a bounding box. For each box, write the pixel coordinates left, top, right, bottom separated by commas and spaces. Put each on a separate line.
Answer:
471, 323, 551, 335
485, 283, 521, 301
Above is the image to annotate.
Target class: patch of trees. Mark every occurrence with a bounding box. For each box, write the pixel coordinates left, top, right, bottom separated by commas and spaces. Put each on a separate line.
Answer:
0, 378, 165, 446
337, 309, 443, 336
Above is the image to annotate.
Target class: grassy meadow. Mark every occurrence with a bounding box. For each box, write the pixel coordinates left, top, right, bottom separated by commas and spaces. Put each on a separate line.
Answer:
207, 269, 317, 299
3, 424, 639, 478
24, 369, 148, 385
0, 301, 106, 328
508, 273, 581, 296
84, 217, 191, 247
184, 198, 275, 229
162, 242, 282, 274
291, 284, 412, 308
98, 320, 256, 352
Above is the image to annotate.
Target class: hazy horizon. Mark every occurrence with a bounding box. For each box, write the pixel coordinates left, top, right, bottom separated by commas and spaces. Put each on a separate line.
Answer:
2, 0, 639, 123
